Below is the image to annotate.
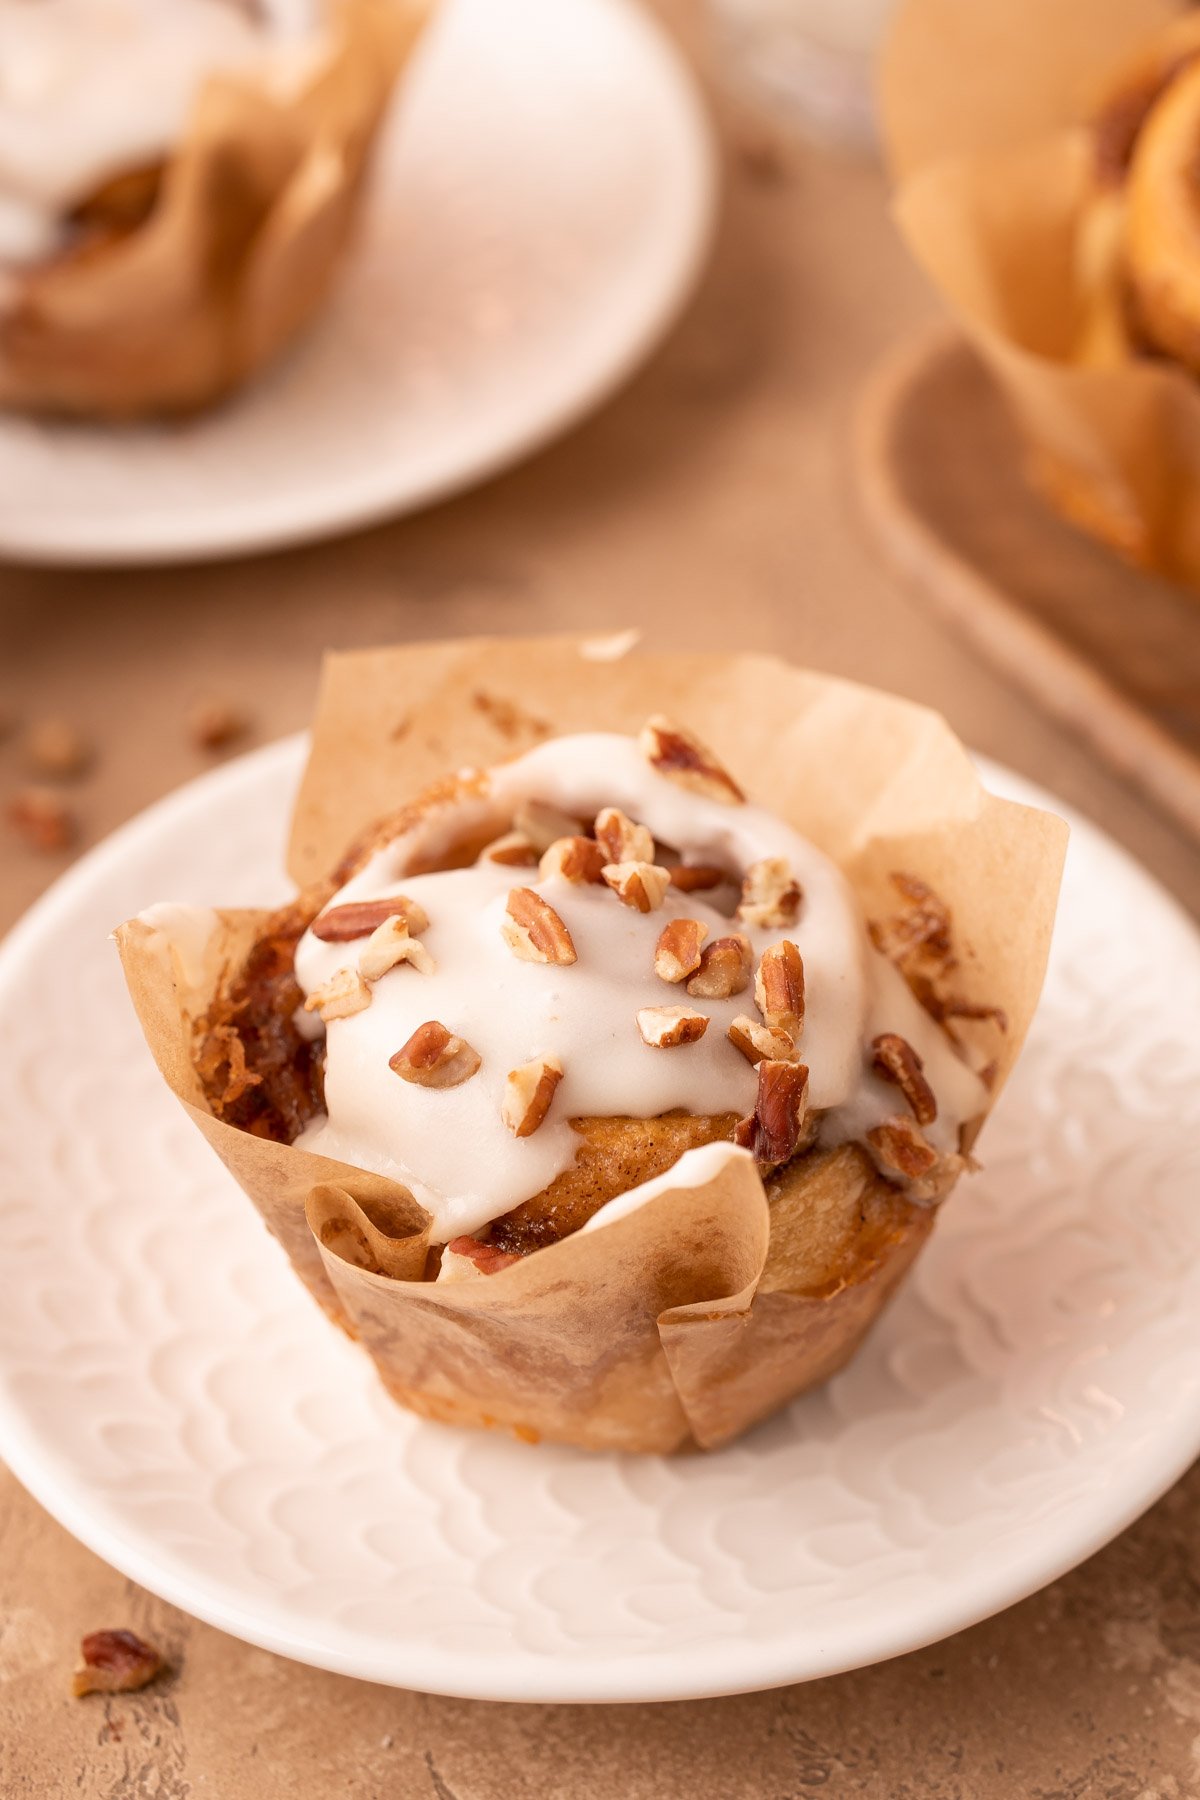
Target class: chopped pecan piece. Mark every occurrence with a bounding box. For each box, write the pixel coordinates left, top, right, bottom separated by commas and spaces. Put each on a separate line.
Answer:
737, 858, 802, 929
358, 916, 435, 980
871, 1032, 937, 1127
686, 933, 752, 999
501, 887, 577, 965
540, 835, 607, 884
727, 1015, 799, 1065
734, 1059, 810, 1166
866, 1115, 939, 1180
869, 871, 953, 970
602, 860, 671, 913
636, 1005, 710, 1048
754, 940, 805, 1035
638, 716, 745, 803
666, 862, 730, 892
482, 831, 539, 867
312, 895, 429, 942
7, 787, 77, 852
189, 699, 247, 752
72, 1630, 165, 1698
594, 806, 655, 864
869, 872, 1006, 1038
27, 717, 92, 780
654, 917, 709, 983
390, 1022, 481, 1088
502, 1055, 564, 1136
514, 800, 585, 853
304, 968, 371, 1021
442, 1235, 522, 1276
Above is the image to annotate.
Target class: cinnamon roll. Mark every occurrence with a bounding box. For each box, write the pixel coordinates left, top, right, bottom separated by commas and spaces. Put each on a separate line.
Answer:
1079, 13, 1200, 374
117, 640, 1065, 1453
0, 0, 430, 415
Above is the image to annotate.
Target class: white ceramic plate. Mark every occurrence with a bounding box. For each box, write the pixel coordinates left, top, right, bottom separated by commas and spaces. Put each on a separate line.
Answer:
1, 740, 1198, 1702
0, 0, 715, 567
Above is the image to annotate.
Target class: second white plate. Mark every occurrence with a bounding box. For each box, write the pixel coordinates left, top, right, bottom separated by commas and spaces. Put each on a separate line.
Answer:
0, 742, 1198, 1700
0, 0, 715, 565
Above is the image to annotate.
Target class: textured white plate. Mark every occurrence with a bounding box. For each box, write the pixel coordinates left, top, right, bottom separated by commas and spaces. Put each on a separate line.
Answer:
0, 0, 715, 566
1, 739, 1199, 1702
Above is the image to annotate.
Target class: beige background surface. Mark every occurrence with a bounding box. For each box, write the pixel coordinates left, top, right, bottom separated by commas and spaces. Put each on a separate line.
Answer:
2, 5, 1199, 1794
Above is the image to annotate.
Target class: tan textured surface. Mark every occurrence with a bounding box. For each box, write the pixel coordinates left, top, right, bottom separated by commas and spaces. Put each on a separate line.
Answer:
1, 2, 1199, 1790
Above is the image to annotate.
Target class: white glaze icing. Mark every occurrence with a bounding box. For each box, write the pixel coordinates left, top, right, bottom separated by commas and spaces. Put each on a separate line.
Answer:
134, 901, 220, 991
577, 1140, 751, 1234
291, 733, 987, 1243
0, 0, 321, 268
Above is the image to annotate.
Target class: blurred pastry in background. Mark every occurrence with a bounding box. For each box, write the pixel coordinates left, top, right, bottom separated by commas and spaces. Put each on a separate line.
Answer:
884, 0, 1200, 591
1081, 13, 1200, 375
0, 0, 431, 418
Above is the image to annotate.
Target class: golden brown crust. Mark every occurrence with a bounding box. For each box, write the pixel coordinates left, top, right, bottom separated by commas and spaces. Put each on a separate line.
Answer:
493, 1114, 932, 1281
759, 1142, 924, 1297
489, 1112, 742, 1254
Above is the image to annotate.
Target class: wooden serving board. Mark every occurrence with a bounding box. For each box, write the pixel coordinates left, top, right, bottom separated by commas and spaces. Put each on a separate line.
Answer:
856, 325, 1200, 846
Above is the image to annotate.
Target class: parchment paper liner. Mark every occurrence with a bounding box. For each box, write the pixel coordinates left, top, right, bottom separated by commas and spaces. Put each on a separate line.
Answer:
881, 0, 1200, 587
117, 637, 1066, 1453
0, 0, 431, 418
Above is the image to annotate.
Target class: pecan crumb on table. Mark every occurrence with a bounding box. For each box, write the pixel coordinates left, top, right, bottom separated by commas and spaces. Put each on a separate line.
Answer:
189, 699, 249, 753
72, 1629, 166, 1697
7, 788, 78, 853
26, 716, 93, 780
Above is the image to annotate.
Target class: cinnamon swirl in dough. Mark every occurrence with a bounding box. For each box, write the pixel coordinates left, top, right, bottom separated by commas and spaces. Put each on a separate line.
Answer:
1078, 13, 1200, 374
